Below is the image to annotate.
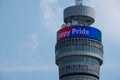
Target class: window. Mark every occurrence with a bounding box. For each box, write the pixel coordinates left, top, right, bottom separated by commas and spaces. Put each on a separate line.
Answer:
68, 65, 70, 69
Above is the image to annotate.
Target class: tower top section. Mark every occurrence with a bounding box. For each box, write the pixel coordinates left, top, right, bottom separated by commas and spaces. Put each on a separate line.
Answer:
75, 0, 82, 6
63, 0, 95, 26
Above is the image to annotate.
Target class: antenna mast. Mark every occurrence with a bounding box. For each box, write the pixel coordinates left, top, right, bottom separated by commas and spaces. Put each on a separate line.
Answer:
75, 0, 82, 6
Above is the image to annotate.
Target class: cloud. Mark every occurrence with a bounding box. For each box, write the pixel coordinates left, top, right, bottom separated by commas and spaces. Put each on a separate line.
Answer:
19, 33, 39, 52
40, 0, 63, 33
0, 31, 56, 72
0, 64, 57, 72
4, 0, 61, 73
88, 0, 120, 43
30, 34, 39, 50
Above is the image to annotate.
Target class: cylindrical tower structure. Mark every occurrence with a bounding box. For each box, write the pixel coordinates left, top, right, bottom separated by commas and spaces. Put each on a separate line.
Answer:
55, 0, 103, 80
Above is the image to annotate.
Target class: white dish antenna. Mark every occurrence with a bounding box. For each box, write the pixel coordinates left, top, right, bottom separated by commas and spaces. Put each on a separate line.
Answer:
75, 0, 82, 6
72, 20, 78, 25
66, 23, 72, 26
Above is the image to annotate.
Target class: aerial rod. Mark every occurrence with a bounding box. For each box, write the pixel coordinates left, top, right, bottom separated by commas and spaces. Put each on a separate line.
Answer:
75, 0, 83, 6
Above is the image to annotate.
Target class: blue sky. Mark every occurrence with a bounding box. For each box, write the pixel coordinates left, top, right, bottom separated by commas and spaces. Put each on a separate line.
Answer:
0, 0, 120, 80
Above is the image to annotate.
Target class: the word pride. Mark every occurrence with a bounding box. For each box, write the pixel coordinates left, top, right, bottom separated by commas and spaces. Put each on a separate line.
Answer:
57, 28, 89, 39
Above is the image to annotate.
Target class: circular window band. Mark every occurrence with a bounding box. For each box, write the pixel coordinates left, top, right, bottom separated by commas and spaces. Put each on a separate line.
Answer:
55, 45, 103, 59
58, 56, 100, 66
56, 55, 103, 67
56, 52, 103, 66
55, 37, 103, 51
61, 75, 98, 80
59, 63, 99, 78
57, 55, 100, 66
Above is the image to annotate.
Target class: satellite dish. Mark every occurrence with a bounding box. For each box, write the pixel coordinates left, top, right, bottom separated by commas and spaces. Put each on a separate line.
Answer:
75, 0, 82, 6
72, 20, 78, 25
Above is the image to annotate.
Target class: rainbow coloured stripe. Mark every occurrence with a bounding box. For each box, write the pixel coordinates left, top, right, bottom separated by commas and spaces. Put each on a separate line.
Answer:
57, 26, 101, 42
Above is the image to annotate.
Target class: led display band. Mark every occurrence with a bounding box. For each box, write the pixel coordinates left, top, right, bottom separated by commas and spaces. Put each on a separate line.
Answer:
57, 26, 101, 42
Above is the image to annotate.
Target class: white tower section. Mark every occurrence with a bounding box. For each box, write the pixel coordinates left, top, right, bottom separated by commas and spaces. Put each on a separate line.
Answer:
64, 0, 95, 26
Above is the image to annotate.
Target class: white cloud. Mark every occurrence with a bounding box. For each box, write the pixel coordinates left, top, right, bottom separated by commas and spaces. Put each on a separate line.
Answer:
30, 34, 39, 50
9, 1, 62, 72
19, 33, 39, 52
40, 0, 63, 33
88, 0, 120, 43
0, 64, 57, 72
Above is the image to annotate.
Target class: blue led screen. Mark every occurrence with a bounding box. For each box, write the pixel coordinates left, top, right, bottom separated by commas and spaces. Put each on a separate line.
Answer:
57, 26, 102, 41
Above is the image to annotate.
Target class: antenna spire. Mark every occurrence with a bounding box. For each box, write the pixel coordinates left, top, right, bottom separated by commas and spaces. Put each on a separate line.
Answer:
75, 0, 82, 6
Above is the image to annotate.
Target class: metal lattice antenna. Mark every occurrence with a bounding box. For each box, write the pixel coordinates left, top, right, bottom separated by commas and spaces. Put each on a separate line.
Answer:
75, 0, 82, 6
